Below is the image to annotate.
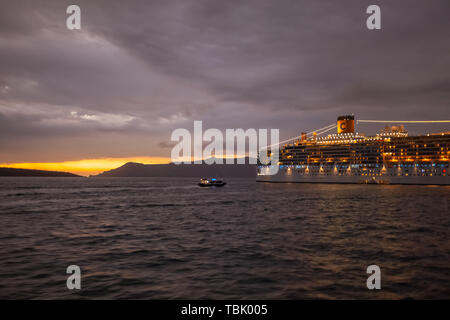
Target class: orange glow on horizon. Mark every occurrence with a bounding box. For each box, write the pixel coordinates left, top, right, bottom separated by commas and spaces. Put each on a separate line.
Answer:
0, 157, 172, 176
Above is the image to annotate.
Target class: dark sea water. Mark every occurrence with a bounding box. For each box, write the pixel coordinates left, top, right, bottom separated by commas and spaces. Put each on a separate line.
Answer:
0, 177, 449, 299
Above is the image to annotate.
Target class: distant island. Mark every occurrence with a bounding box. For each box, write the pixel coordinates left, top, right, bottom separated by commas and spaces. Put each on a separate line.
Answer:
0, 158, 257, 178
93, 158, 256, 178
0, 167, 81, 177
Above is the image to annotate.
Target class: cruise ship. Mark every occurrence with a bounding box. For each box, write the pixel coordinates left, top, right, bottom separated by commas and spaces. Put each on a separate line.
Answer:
257, 115, 450, 185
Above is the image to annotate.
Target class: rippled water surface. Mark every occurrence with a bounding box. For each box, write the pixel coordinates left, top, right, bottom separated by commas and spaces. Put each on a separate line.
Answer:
0, 177, 449, 299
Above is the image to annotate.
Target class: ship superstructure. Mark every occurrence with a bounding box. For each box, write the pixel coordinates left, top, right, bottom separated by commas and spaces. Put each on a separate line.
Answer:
257, 115, 450, 185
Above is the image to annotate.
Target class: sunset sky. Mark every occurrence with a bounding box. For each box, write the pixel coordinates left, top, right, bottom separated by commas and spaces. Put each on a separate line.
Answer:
1, 0, 449, 175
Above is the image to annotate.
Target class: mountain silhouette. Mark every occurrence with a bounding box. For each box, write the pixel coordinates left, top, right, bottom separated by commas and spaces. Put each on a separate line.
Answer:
93, 157, 257, 178
0, 167, 81, 177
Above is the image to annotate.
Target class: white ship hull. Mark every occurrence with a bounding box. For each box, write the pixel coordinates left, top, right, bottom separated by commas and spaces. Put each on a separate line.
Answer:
256, 167, 450, 185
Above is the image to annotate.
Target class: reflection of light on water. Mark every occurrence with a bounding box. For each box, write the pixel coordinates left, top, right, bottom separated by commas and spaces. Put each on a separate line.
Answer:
257, 166, 274, 176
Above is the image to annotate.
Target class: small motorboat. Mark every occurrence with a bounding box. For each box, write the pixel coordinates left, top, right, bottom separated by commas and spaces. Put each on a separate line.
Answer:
198, 178, 227, 187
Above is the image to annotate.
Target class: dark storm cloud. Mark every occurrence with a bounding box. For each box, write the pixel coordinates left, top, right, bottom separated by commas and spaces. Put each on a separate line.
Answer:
84, 0, 450, 111
0, 0, 449, 161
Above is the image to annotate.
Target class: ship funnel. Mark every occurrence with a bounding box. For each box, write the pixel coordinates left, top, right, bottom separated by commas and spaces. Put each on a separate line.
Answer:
301, 132, 307, 141
337, 115, 355, 134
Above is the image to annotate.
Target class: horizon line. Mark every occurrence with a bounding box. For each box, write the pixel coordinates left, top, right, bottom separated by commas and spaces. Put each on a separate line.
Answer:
0, 155, 256, 176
